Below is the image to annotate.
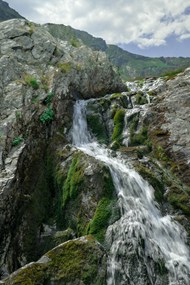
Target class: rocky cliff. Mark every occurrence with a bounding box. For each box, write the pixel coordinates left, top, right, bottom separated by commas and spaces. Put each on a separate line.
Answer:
0, 18, 190, 285
0, 18, 124, 279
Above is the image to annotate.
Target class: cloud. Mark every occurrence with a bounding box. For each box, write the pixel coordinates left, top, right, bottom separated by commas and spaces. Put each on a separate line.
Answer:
7, 0, 190, 48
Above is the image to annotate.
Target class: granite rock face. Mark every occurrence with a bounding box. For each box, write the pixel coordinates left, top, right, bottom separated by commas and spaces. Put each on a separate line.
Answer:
0, 18, 124, 277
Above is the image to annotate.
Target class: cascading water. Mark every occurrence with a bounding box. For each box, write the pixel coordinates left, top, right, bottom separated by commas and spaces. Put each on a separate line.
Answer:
71, 100, 190, 285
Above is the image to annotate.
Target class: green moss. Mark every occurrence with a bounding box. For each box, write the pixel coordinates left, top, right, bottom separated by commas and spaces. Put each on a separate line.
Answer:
129, 114, 139, 131
87, 169, 115, 242
9, 263, 47, 285
47, 238, 105, 284
7, 238, 105, 285
112, 109, 125, 143
57, 62, 72, 73
62, 155, 84, 208
135, 92, 148, 105
24, 74, 39, 90
136, 164, 165, 203
103, 169, 115, 199
130, 126, 149, 146
87, 113, 108, 144
167, 189, 190, 216
88, 198, 113, 242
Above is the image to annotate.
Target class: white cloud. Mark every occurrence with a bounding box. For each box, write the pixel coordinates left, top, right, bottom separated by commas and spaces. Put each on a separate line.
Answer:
7, 0, 190, 48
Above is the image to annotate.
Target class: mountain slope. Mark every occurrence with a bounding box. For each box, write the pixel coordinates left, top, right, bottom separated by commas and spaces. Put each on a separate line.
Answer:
45, 23, 190, 80
0, 0, 24, 21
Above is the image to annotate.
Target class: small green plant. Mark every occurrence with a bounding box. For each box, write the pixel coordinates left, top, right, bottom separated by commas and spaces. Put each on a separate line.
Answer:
154, 145, 169, 161
12, 136, 23, 146
27, 22, 36, 34
15, 111, 22, 120
45, 92, 55, 105
40, 107, 54, 124
24, 74, 39, 90
57, 62, 72, 73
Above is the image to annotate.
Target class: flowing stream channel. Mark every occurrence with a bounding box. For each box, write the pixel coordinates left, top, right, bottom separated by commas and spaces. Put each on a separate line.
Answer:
71, 100, 190, 285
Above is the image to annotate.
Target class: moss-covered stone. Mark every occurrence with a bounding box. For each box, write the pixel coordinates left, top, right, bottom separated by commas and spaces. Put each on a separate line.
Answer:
62, 154, 84, 208
54, 149, 117, 243
88, 197, 114, 242
167, 187, 190, 216
136, 164, 165, 203
87, 169, 117, 243
112, 109, 125, 144
86, 112, 109, 144
5, 237, 106, 285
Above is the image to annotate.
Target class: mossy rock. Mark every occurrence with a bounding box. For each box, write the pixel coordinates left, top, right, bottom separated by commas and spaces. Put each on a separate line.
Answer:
167, 187, 190, 216
136, 164, 165, 203
112, 109, 125, 144
4, 237, 106, 285
55, 150, 117, 242
39, 228, 75, 256
86, 112, 109, 144
87, 169, 117, 243
135, 92, 148, 105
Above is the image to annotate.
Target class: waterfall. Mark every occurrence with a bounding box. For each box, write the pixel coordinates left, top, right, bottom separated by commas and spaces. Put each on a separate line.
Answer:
71, 100, 190, 285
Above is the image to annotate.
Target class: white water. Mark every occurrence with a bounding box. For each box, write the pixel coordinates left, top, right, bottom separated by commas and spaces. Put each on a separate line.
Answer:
71, 100, 190, 285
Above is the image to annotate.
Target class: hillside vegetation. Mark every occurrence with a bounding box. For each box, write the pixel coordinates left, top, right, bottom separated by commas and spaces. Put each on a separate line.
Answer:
45, 23, 190, 80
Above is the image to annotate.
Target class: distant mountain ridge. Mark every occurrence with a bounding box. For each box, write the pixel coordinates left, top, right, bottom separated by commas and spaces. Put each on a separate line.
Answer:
45, 23, 190, 80
0, 0, 24, 21
1, 0, 190, 80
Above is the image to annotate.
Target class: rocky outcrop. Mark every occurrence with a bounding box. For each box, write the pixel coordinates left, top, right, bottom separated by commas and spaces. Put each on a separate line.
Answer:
0, 18, 124, 277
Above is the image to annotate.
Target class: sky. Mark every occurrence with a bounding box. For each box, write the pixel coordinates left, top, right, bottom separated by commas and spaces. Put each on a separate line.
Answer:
6, 0, 190, 57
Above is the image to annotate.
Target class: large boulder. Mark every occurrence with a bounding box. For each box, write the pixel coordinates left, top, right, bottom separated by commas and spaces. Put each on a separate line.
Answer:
3, 236, 107, 285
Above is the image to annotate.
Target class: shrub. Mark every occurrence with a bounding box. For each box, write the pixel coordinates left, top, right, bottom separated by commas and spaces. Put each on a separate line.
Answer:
24, 74, 39, 90
12, 136, 23, 146
40, 107, 54, 124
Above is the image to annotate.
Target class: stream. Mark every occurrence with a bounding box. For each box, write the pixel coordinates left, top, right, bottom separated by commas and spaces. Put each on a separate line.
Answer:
71, 99, 190, 285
